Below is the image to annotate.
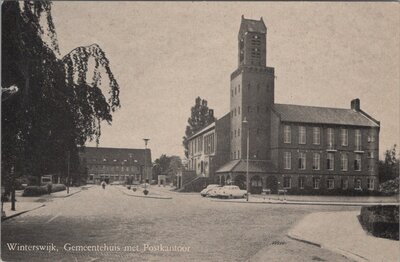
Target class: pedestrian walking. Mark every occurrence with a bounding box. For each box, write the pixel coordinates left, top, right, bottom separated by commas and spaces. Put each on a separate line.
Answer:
101, 181, 106, 189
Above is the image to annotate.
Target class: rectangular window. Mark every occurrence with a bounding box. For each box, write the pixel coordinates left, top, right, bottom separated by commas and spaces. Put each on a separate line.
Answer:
298, 152, 306, 170
284, 125, 291, 144
355, 129, 362, 151
327, 128, 334, 148
354, 178, 362, 189
341, 178, 348, 190
313, 153, 320, 170
234, 151, 236, 159
313, 127, 320, 145
341, 154, 348, 171
367, 151, 374, 158
299, 126, 306, 144
283, 177, 291, 188
368, 135, 375, 143
327, 153, 334, 170
238, 128, 240, 137
313, 178, 320, 189
367, 178, 374, 190
298, 177, 305, 189
341, 129, 348, 146
238, 106, 240, 115
327, 179, 335, 189
238, 150, 240, 159
354, 154, 362, 171
284, 152, 291, 170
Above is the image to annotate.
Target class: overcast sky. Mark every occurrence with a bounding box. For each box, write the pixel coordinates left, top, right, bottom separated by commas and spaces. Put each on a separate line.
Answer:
52, 2, 399, 160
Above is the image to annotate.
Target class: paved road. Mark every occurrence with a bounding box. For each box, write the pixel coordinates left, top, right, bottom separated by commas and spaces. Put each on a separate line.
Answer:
2, 186, 358, 261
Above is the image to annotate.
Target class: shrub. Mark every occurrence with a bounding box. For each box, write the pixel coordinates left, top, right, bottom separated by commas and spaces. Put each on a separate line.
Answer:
22, 186, 48, 197
379, 178, 399, 195
359, 205, 399, 240
143, 189, 149, 195
22, 184, 66, 196
51, 184, 66, 193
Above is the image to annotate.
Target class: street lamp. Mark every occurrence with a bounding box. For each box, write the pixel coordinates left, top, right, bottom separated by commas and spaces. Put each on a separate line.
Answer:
143, 138, 150, 193
242, 118, 250, 202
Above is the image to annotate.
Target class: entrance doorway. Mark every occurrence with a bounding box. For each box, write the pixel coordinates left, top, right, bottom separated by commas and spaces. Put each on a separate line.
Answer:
266, 175, 278, 194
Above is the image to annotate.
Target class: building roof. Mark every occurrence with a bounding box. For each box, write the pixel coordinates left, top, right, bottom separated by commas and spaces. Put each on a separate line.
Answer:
272, 104, 379, 127
81, 147, 152, 166
239, 16, 266, 34
188, 112, 230, 140
216, 159, 276, 174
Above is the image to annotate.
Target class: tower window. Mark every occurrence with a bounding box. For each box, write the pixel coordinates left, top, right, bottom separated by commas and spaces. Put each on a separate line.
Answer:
238, 106, 240, 115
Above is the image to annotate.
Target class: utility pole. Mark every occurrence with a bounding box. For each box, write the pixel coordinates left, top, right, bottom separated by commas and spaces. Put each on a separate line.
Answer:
143, 138, 150, 192
243, 118, 250, 202
11, 165, 16, 211
67, 151, 70, 194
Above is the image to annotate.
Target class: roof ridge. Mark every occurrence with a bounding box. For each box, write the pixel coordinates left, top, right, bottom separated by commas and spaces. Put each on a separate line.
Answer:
274, 103, 351, 111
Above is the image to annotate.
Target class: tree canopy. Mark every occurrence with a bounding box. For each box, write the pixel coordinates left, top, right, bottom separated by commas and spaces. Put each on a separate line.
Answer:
182, 97, 216, 158
379, 144, 399, 183
2, 1, 120, 185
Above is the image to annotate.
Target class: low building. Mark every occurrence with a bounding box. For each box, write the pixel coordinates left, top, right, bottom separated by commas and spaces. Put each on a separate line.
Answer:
80, 147, 152, 185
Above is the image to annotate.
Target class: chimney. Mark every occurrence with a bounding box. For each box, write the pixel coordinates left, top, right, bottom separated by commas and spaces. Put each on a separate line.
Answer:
208, 109, 214, 118
351, 98, 360, 111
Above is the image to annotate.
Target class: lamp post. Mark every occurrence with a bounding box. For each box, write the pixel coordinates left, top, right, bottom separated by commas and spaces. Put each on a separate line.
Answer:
143, 138, 150, 193
242, 118, 250, 202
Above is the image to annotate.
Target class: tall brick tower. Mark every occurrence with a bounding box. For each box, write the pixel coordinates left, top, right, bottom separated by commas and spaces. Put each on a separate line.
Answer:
230, 16, 275, 161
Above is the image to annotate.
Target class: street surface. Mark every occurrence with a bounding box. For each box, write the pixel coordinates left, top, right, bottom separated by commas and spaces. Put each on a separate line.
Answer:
2, 186, 358, 261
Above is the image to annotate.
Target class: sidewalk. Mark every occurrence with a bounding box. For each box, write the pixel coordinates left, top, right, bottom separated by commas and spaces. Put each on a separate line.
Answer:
2, 185, 92, 221
288, 211, 400, 262
211, 196, 399, 207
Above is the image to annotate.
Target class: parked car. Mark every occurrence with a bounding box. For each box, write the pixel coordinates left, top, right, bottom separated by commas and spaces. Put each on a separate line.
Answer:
200, 184, 220, 197
216, 185, 247, 199
207, 186, 224, 198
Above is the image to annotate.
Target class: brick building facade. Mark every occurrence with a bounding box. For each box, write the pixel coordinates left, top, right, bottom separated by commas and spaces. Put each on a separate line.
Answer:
81, 147, 152, 185
187, 16, 380, 194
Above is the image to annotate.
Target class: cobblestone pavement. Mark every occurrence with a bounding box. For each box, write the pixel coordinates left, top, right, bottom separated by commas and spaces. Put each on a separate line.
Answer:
2, 186, 358, 262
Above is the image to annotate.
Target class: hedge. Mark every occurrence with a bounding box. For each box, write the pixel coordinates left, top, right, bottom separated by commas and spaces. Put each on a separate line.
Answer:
359, 205, 399, 240
22, 184, 66, 196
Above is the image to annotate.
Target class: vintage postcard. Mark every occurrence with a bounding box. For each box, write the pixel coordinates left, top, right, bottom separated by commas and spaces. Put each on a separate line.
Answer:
1, 1, 399, 262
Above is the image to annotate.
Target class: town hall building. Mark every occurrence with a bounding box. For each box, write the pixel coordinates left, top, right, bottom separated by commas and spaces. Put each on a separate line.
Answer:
186, 16, 380, 194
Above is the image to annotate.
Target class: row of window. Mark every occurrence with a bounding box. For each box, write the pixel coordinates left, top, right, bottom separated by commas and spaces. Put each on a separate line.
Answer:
204, 133, 215, 155
283, 152, 370, 171
231, 105, 270, 118
90, 165, 138, 172
189, 136, 203, 155
189, 132, 216, 156
90, 158, 139, 163
231, 83, 271, 98
283, 126, 375, 150
283, 176, 375, 190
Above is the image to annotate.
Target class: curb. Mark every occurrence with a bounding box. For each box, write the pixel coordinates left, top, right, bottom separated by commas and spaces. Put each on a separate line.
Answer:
51, 190, 81, 198
287, 232, 368, 262
1, 204, 46, 222
210, 199, 399, 207
118, 188, 172, 200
